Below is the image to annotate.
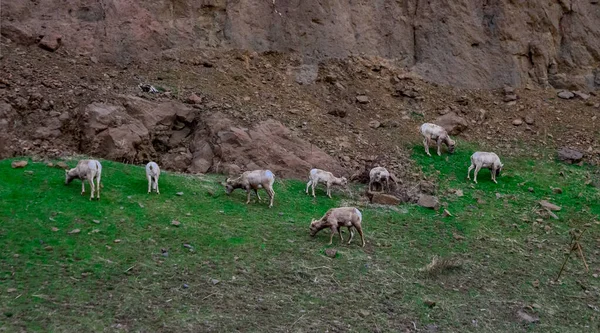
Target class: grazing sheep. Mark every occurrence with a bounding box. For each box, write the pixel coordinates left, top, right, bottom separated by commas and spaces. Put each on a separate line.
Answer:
146, 162, 160, 194
305, 168, 347, 198
369, 167, 394, 192
65, 159, 102, 200
467, 152, 504, 184
225, 170, 275, 208
309, 207, 365, 247
420, 123, 456, 156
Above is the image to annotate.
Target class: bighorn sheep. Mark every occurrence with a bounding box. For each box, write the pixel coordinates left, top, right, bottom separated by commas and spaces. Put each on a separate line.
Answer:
420, 123, 456, 156
225, 170, 275, 208
305, 168, 347, 198
369, 167, 396, 192
309, 207, 365, 247
467, 152, 504, 184
146, 162, 160, 194
65, 159, 102, 200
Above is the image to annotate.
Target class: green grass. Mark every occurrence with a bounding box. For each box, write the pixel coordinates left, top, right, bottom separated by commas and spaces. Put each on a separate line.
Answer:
0, 151, 599, 332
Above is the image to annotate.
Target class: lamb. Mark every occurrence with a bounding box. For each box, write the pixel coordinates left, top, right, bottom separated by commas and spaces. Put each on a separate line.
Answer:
65, 159, 102, 200
467, 152, 504, 184
309, 207, 365, 247
420, 123, 456, 156
225, 169, 276, 208
145, 162, 160, 194
369, 166, 394, 192
305, 168, 348, 198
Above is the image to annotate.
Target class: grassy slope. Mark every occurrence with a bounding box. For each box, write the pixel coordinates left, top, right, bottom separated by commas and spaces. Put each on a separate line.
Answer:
0, 150, 598, 332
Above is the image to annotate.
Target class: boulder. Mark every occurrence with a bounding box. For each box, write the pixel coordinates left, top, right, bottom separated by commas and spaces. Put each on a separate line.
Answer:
524, 116, 535, 125
356, 95, 370, 104
368, 192, 401, 205
38, 34, 62, 52
557, 90, 574, 99
368, 120, 381, 129
417, 195, 440, 210
572, 91, 590, 100
190, 113, 344, 178
557, 147, 583, 164
434, 112, 468, 135
512, 119, 523, 126
0, 23, 36, 45
328, 109, 347, 118
11, 160, 28, 168
81, 102, 153, 162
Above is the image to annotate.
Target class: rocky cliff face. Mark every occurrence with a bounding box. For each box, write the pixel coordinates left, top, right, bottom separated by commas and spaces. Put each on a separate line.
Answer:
2, 0, 599, 89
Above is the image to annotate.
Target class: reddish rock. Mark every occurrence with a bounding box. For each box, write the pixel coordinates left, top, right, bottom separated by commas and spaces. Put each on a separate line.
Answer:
11, 160, 28, 168
38, 34, 62, 52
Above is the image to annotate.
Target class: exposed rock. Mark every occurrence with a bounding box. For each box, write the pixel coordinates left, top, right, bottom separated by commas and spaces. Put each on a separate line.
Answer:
517, 309, 540, 324
524, 116, 535, 125
190, 113, 343, 178
328, 109, 347, 118
539, 200, 561, 211
38, 34, 62, 52
368, 192, 401, 205
512, 119, 523, 126
557, 147, 583, 164
572, 91, 590, 100
186, 93, 203, 104
3, 1, 600, 89
417, 195, 440, 210
557, 91, 575, 99
0, 22, 36, 45
356, 95, 370, 104
380, 120, 399, 128
504, 94, 518, 102
419, 181, 436, 195
11, 160, 28, 168
434, 112, 468, 135
294, 64, 319, 85
325, 248, 337, 258
368, 120, 381, 129
55, 162, 68, 169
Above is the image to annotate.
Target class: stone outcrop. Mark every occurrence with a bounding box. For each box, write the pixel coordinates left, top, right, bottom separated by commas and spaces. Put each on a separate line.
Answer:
1, 1, 599, 89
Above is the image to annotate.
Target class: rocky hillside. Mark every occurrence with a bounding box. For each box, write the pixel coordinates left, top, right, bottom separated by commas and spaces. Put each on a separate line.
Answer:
2, 0, 600, 89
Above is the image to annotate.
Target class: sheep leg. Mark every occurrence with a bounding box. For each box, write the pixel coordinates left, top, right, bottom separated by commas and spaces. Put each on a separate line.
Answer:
147, 175, 152, 194
81, 179, 85, 195
423, 138, 431, 156
328, 227, 335, 245
267, 188, 275, 208
356, 225, 365, 247
96, 174, 101, 200
473, 165, 481, 184
491, 167, 498, 184
436, 137, 443, 156
254, 188, 261, 201
368, 180, 373, 192
155, 176, 160, 194
312, 181, 317, 198
326, 181, 332, 198
347, 227, 355, 245
305, 180, 312, 195
89, 177, 95, 200
467, 164, 474, 180
245, 189, 251, 204
338, 227, 344, 244
385, 179, 389, 193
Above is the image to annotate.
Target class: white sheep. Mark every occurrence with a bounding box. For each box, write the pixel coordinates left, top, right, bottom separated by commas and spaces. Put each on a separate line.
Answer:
369, 166, 394, 192
225, 169, 276, 208
309, 207, 365, 247
467, 152, 504, 184
305, 168, 347, 198
146, 161, 160, 194
65, 159, 102, 200
420, 123, 456, 156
